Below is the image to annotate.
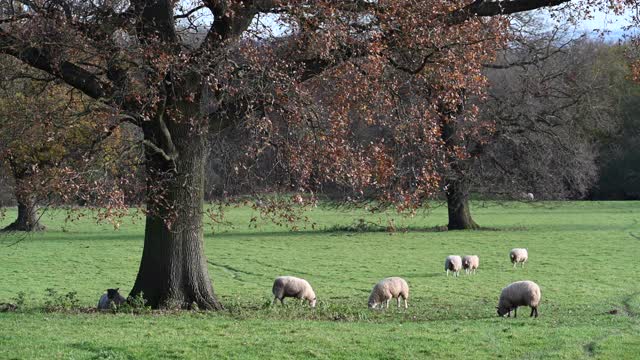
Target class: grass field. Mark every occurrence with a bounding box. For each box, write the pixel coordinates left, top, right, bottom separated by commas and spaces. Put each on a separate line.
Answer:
1, 201, 639, 359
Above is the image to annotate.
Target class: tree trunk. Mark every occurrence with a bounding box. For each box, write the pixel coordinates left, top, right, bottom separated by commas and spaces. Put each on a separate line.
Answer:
441, 113, 479, 231
130, 107, 223, 310
2, 190, 45, 232
445, 179, 479, 230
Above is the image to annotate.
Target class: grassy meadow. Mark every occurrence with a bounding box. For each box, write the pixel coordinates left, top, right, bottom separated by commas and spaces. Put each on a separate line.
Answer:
0, 201, 639, 359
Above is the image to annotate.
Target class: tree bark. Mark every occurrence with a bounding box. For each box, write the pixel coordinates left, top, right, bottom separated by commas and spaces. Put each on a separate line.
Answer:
441, 108, 480, 230
130, 91, 223, 310
445, 179, 479, 230
2, 183, 45, 232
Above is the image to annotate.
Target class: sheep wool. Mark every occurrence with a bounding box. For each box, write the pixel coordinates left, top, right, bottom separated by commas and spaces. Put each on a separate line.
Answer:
497, 280, 541, 318
445, 255, 463, 277
272, 276, 317, 307
97, 288, 126, 310
368, 277, 409, 309
462, 255, 480, 275
510, 248, 529, 268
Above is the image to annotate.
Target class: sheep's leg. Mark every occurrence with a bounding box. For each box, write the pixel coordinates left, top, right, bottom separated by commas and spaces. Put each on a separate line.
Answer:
446, 269, 449, 276
397, 297, 401, 307
521, 262, 525, 268
385, 299, 390, 308
272, 297, 278, 306
514, 307, 518, 318
530, 307, 535, 317
513, 262, 516, 268
404, 298, 408, 309
533, 307, 538, 318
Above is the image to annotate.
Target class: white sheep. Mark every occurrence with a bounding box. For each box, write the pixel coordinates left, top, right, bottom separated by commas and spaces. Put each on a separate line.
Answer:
97, 288, 126, 310
510, 248, 528, 268
445, 255, 462, 277
368, 277, 409, 309
497, 280, 541, 318
272, 276, 317, 307
526, 193, 535, 201
462, 255, 480, 275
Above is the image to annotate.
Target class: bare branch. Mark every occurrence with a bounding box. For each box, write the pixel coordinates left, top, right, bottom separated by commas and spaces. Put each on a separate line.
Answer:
174, 5, 207, 19
449, 0, 571, 25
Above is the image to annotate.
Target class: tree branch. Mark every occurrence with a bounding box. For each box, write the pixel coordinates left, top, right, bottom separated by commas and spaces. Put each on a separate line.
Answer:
0, 29, 110, 100
174, 5, 207, 19
449, 0, 571, 25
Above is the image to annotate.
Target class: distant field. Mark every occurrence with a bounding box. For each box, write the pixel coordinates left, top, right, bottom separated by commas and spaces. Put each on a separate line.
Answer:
1, 201, 639, 359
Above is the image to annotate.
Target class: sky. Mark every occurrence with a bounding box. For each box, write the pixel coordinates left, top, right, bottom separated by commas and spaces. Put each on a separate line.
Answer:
554, 7, 635, 41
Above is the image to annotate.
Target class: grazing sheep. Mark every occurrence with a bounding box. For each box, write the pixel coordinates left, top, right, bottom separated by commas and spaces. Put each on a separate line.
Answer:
368, 277, 409, 309
97, 288, 126, 310
462, 255, 480, 275
497, 280, 541, 318
520, 192, 535, 201
272, 276, 317, 307
445, 255, 463, 277
510, 248, 529, 268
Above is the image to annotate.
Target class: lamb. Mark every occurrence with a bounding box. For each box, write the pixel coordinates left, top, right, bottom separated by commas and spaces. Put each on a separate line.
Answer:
497, 280, 541, 318
368, 277, 409, 309
272, 276, 317, 307
462, 255, 480, 275
445, 255, 463, 277
97, 288, 126, 310
510, 248, 528, 268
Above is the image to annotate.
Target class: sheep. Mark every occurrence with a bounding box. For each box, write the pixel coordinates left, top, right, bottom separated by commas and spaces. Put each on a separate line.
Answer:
368, 277, 409, 309
497, 280, 541, 318
272, 276, 317, 307
520, 192, 535, 201
462, 255, 480, 275
445, 255, 463, 277
97, 288, 126, 310
510, 248, 529, 268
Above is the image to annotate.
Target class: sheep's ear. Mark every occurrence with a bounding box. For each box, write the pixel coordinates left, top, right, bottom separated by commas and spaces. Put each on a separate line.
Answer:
115, 288, 119, 292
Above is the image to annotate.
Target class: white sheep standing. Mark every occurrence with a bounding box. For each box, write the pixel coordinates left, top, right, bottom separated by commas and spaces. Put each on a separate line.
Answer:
272, 276, 317, 307
368, 277, 409, 309
97, 288, 126, 310
445, 255, 463, 277
497, 280, 541, 318
510, 248, 529, 268
462, 255, 480, 275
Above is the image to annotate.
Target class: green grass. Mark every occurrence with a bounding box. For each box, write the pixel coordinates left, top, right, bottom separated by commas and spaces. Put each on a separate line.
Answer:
1, 201, 639, 359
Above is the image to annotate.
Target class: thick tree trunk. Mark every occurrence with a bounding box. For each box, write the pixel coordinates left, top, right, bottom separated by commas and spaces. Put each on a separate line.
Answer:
130, 111, 223, 310
445, 180, 479, 230
2, 192, 45, 232
441, 114, 479, 231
